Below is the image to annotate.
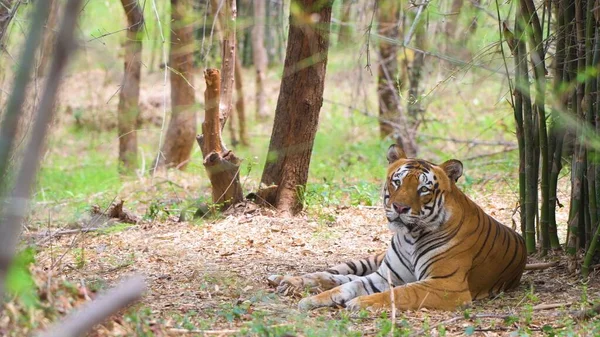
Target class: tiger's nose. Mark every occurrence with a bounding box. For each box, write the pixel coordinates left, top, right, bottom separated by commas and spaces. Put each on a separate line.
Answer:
392, 202, 410, 214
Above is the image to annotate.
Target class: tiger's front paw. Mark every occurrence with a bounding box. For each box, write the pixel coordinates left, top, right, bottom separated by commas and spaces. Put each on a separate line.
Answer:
267, 275, 305, 296
345, 293, 389, 312
297, 288, 348, 311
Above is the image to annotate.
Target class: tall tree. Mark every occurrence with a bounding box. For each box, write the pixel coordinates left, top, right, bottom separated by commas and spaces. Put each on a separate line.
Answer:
38, 0, 60, 75
377, 0, 418, 156
209, 0, 247, 146
259, 0, 334, 214
156, 0, 196, 170
252, 0, 268, 120
377, 0, 400, 140
444, 0, 464, 42
117, 0, 144, 173
338, 0, 353, 44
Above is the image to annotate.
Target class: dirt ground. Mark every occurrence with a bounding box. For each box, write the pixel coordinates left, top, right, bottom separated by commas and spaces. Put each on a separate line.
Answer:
28, 187, 600, 336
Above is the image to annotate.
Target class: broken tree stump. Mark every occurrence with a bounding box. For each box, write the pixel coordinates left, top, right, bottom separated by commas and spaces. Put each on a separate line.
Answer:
197, 69, 243, 209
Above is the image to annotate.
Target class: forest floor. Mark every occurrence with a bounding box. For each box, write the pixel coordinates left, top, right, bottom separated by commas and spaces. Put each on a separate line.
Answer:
14, 193, 600, 337
3, 50, 600, 336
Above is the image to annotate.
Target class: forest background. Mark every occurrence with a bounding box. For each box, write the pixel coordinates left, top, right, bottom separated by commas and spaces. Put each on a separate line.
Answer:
1, 0, 600, 336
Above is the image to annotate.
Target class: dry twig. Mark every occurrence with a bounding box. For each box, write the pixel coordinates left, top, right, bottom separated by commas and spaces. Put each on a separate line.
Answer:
525, 262, 558, 270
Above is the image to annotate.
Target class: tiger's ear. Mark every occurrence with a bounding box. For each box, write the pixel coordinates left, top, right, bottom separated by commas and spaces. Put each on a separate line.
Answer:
440, 159, 463, 182
387, 144, 407, 164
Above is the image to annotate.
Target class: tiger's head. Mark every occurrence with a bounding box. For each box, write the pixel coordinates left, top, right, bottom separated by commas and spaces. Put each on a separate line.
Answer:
383, 144, 463, 233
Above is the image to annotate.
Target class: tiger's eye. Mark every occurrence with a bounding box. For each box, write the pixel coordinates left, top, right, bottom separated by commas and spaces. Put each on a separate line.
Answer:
419, 186, 429, 194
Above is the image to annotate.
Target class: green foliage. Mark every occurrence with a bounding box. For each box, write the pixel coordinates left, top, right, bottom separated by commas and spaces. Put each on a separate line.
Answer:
5, 247, 38, 308
99, 222, 134, 234
72, 247, 86, 269
123, 306, 157, 337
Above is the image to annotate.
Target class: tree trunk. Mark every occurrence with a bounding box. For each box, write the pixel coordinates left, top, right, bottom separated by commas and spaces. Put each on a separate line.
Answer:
234, 56, 248, 146
252, 0, 268, 120
377, 0, 399, 140
118, 0, 144, 173
259, 0, 334, 215
377, 0, 418, 157
445, 0, 463, 41
198, 69, 243, 208
338, 0, 353, 45
38, 0, 60, 75
156, 0, 196, 170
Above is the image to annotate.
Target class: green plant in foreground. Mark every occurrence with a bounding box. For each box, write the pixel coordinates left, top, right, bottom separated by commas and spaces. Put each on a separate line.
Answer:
5, 247, 39, 308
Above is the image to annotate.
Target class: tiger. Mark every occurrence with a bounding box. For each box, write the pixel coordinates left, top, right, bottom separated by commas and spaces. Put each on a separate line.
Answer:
268, 144, 527, 311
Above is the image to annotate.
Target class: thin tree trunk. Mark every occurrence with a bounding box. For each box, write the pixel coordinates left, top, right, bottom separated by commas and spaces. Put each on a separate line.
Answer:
118, 0, 144, 173
234, 56, 248, 146
156, 0, 196, 170
252, 0, 268, 120
407, 13, 426, 142
515, 10, 536, 253
0, 0, 81, 301
38, 0, 60, 75
584, 1, 598, 254
547, 0, 566, 250
567, 0, 586, 255
445, 0, 463, 41
521, 0, 548, 254
377, 0, 418, 156
338, 0, 353, 44
0, 0, 53, 298
377, 0, 399, 139
259, 0, 334, 214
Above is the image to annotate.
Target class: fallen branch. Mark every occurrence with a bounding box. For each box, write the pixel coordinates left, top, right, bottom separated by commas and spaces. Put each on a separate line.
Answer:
38, 275, 147, 337
524, 262, 558, 270
532, 302, 571, 310
34, 228, 102, 238
571, 303, 600, 320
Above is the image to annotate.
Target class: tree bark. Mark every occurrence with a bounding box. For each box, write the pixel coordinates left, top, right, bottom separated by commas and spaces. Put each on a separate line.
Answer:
156, 0, 196, 170
445, 0, 463, 41
259, 0, 334, 215
198, 69, 243, 208
38, 0, 60, 75
338, 0, 353, 45
118, 0, 144, 173
234, 56, 248, 146
377, 0, 399, 139
252, 0, 268, 120
377, 0, 418, 156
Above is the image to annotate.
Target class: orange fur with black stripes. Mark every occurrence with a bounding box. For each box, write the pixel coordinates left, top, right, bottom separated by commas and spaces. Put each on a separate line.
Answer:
269, 145, 527, 311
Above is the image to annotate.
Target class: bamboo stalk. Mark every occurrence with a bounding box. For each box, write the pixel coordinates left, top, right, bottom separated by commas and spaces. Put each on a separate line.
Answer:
515, 9, 536, 253
567, 0, 586, 254
584, 0, 598, 254
521, 0, 549, 254
547, 0, 566, 250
